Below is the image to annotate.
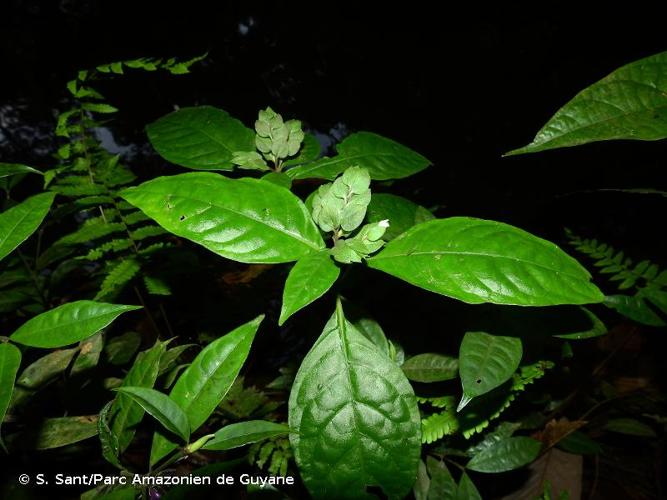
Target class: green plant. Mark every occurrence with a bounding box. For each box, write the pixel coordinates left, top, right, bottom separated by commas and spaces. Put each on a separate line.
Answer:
1, 50, 666, 499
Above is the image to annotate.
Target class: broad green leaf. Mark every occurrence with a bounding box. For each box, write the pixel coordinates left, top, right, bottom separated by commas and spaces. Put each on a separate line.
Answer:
279, 251, 340, 325
150, 315, 263, 465
10, 301, 141, 348
553, 307, 607, 339
121, 173, 324, 264
604, 418, 656, 437
287, 131, 431, 180
458, 332, 522, 411
289, 301, 421, 499
0, 163, 42, 178
283, 132, 321, 167
457, 472, 482, 500
203, 420, 289, 451
368, 217, 603, 306
366, 193, 434, 241
426, 457, 457, 500
506, 51, 667, 155
402, 353, 459, 383
112, 340, 166, 451
0, 192, 55, 262
0, 343, 21, 437
146, 106, 255, 170
642, 287, 667, 315
98, 401, 122, 469
467, 436, 541, 473
604, 294, 665, 326
115, 387, 190, 442
32, 415, 99, 449
261, 171, 292, 190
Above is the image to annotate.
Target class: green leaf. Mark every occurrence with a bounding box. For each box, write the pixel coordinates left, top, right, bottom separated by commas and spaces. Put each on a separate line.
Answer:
366, 193, 434, 241
604, 418, 657, 437
15, 347, 78, 389
31, 415, 99, 450
232, 151, 269, 171
71, 332, 104, 376
105, 331, 141, 365
114, 387, 190, 442
289, 300, 421, 499
0, 163, 42, 179
203, 420, 289, 451
95, 258, 141, 300
0, 343, 21, 438
422, 408, 459, 444
287, 131, 431, 180
147, 106, 255, 170
604, 294, 666, 326
414, 460, 430, 500
150, 315, 263, 466
0, 192, 55, 262
121, 172, 324, 264
354, 318, 390, 357
331, 220, 389, 263
457, 472, 482, 500
426, 457, 457, 500
506, 51, 667, 155
402, 353, 459, 383
279, 251, 340, 325
98, 401, 122, 469
458, 332, 522, 411
553, 307, 607, 340
112, 340, 166, 451
10, 301, 141, 348
467, 437, 541, 473
368, 217, 603, 306
557, 431, 602, 455
261, 171, 293, 190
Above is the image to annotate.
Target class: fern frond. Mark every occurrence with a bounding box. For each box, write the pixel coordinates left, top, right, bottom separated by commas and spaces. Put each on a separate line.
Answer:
55, 222, 125, 246
422, 410, 460, 444
143, 275, 171, 296
123, 211, 151, 226
130, 225, 167, 241
81, 239, 134, 261
95, 258, 141, 300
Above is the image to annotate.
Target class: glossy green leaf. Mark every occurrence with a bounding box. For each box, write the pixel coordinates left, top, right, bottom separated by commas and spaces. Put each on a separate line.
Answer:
10, 301, 141, 348
146, 106, 255, 170
203, 420, 289, 451
467, 436, 541, 472
402, 353, 459, 383
261, 171, 292, 190
121, 172, 324, 264
289, 301, 421, 499
0, 192, 55, 262
368, 217, 603, 306
32, 415, 99, 449
506, 51, 667, 155
0, 343, 21, 437
279, 251, 340, 325
112, 340, 166, 451
150, 315, 263, 465
414, 460, 430, 500
287, 131, 431, 180
426, 457, 457, 500
458, 332, 522, 411
605, 418, 657, 437
604, 294, 665, 326
457, 472, 482, 500
0, 163, 42, 178
115, 386, 190, 442
366, 193, 434, 241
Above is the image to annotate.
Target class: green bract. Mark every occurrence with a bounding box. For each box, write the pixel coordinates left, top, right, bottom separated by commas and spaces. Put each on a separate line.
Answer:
311, 166, 371, 233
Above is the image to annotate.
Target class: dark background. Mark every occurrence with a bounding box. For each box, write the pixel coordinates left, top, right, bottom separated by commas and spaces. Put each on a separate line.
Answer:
2, 2, 666, 498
